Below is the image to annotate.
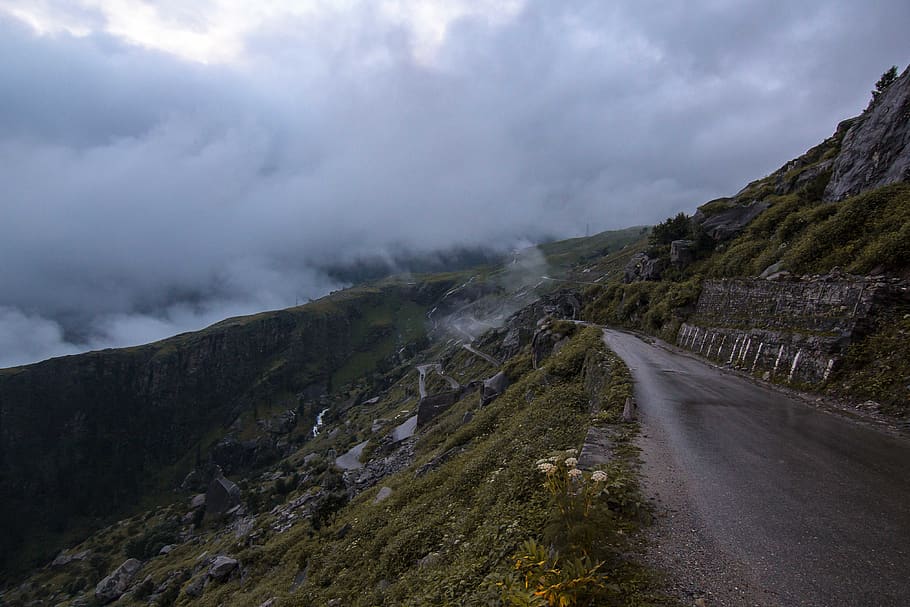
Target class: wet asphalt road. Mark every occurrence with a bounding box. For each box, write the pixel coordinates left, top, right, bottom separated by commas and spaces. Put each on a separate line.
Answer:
602, 329, 910, 607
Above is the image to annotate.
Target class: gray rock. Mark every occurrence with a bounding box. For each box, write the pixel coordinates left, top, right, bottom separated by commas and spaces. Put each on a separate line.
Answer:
531, 321, 572, 368
623, 252, 667, 282
183, 575, 206, 598
190, 493, 206, 509
205, 475, 241, 516
760, 261, 784, 279
416, 391, 462, 428
374, 486, 393, 504
208, 555, 239, 583
696, 200, 769, 241
622, 397, 636, 422
51, 549, 90, 567
94, 558, 142, 604
418, 552, 442, 569
159, 544, 177, 555
825, 66, 910, 201
578, 427, 615, 470
480, 371, 510, 406
670, 239, 695, 267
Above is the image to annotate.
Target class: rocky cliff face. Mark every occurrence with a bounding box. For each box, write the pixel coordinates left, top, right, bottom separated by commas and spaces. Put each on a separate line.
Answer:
0, 281, 448, 576
825, 66, 910, 201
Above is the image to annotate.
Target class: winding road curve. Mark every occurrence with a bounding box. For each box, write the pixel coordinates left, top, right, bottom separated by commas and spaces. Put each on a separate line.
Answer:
602, 329, 910, 607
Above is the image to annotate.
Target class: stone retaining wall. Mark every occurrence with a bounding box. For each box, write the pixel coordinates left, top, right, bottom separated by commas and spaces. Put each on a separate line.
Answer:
677, 275, 905, 385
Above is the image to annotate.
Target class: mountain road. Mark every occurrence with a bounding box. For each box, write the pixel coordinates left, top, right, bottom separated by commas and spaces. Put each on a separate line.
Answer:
602, 328, 910, 607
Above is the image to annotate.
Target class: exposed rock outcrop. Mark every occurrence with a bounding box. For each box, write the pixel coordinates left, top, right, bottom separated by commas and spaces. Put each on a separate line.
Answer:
623, 252, 666, 282
825, 66, 910, 201
670, 239, 695, 267
480, 371, 510, 406
95, 558, 142, 604
206, 476, 242, 516
531, 319, 572, 368
695, 200, 769, 241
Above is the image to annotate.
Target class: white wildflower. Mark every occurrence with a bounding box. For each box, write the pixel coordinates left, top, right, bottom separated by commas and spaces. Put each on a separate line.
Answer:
537, 463, 556, 474
564, 457, 578, 468
568, 468, 583, 479
591, 471, 608, 483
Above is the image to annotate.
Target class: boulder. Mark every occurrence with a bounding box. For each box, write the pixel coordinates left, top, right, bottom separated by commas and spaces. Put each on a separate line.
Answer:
51, 549, 90, 567
825, 66, 910, 201
183, 574, 206, 598
759, 261, 784, 279
670, 240, 695, 267
208, 555, 239, 583
480, 371, 510, 406
95, 558, 142, 604
205, 476, 242, 516
416, 392, 459, 428
418, 552, 442, 569
623, 253, 667, 282
374, 486, 393, 504
190, 493, 206, 510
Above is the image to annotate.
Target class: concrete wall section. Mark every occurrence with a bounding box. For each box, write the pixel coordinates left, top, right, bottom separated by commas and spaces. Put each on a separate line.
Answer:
676, 276, 902, 386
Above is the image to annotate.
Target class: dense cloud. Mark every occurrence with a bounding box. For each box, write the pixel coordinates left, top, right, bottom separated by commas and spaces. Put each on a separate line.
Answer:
0, 0, 907, 367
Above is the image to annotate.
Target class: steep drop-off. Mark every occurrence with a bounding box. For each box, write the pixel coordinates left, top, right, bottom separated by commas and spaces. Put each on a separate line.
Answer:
0, 279, 451, 575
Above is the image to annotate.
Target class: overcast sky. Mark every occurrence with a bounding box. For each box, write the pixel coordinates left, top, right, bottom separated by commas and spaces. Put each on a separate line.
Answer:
0, 0, 907, 367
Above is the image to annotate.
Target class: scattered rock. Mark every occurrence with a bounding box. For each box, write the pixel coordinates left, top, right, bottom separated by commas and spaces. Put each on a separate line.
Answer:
759, 261, 784, 279
418, 552, 442, 569
94, 558, 142, 604
182, 574, 206, 598
461, 411, 474, 425
374, 486, 393, 504
480, 371, 510, 406
206, 475, 242, 516
208, 555, 239, 583
622, 397, 636, 422
159, 544, 177, 555
259, 599, 277, 607
51, 549, 90, 567
291, 560, 310, 591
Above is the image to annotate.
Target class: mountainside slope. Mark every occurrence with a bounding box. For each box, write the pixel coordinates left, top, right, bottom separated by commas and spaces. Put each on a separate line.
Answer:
583, 64, 910, 417
0, 278, 454, 576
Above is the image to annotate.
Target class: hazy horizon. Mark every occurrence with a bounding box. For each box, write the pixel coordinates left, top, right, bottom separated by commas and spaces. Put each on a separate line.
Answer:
1, 0, 908, 367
